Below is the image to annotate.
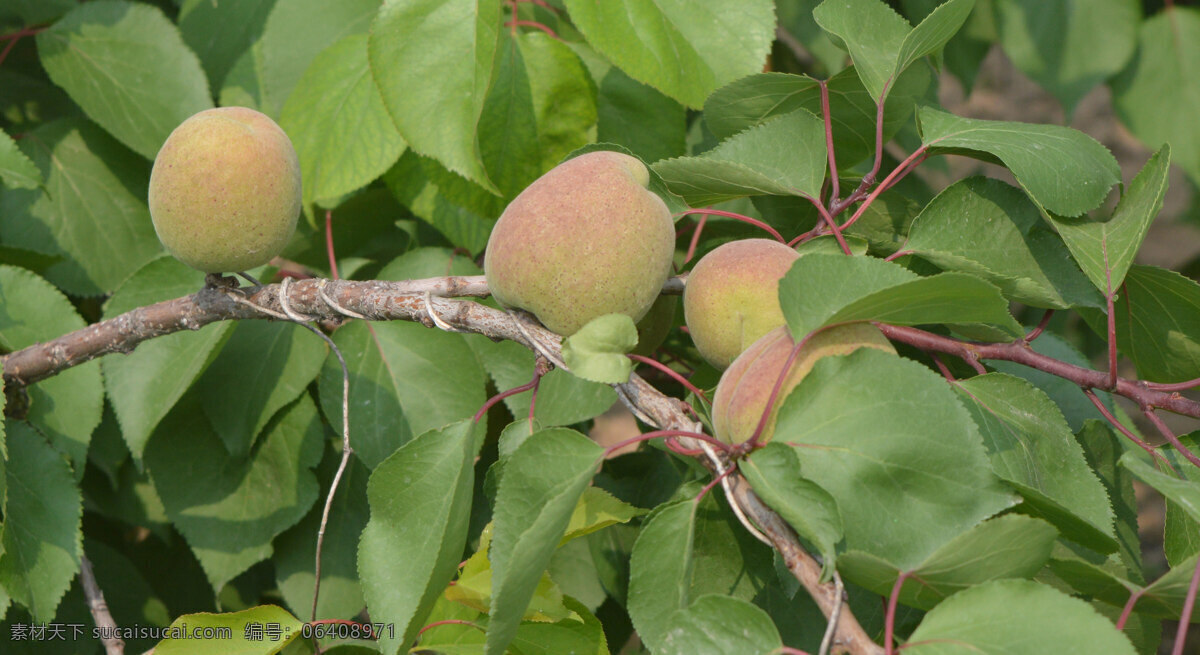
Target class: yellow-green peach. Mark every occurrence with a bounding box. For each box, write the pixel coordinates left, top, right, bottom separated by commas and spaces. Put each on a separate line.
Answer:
683, 238, 800, 369
484, 151, 675, 336
148, 106, 301, 273
711, 324, 894, 445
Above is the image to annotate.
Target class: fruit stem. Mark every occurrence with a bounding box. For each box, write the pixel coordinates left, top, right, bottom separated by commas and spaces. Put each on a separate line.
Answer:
628, 353, 709, 404
674, 208, 786, 243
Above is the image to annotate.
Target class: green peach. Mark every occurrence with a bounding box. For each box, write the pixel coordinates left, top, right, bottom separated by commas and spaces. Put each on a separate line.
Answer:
683, 238, 800, 369
484, 151, 675, 336
711, 324, 894, 445
148, 106, 301, 273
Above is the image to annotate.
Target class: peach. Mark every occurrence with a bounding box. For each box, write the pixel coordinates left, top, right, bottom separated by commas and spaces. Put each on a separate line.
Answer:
711, 324, 894, 445
148, 106, 301, 273
683, 239, 800, 369
484, 151, 675, 336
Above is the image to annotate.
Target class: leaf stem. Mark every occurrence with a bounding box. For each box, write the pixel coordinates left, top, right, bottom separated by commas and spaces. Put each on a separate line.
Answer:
674, 208, 786, 243
1142, 408, 1200, 470
838, 146, 928, 232
603, 429, 731, 458
1084, 389, 1173, 472
820, 80, 840, 204
1173, 556, 1200, 655
1115, 588, 1144, 630
628, 353, 709, 404
325, 210, 339, 280
884, 571, 911, 655
1023, 310, 1055, 343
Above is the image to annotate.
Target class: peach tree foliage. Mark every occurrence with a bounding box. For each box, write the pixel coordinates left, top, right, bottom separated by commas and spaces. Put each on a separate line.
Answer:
1, 0, 1199, 654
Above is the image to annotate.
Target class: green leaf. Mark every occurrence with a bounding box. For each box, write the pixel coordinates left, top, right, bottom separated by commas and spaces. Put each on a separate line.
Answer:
258, 0, 380, 118
561, 486, 642, 544
1099, 265, 1200, 383
777, 349, 1016, 569
1050, 145, 1170, 294
274, 450, 368, 622
954, 373, 1117, 552
740, 443, 842, 579
1120, 450, 1200, 529
1111, 7, 1200, 187
906, 579, 1136, 653
383, 152, 495, 255
994, 0, 1138, 116
36, 0, 212, 159
627, 500, 698, 652
0, 265, 102, 471
280, 34, 406, 208
814, 0, 973, 103
561, 313, 638, 384
0, 129, 39, 189
369, 0, 503, 191
653, 110, 827, 205
906, 177, 1104, 309
989, 334, 1114, 432
812, 0, 909, 103
779, 254, 1022, 339
358, 420, 478, 655
145, 394, 323, 592
1138, 554, 1200, 620
101, 256, 232, 460
486, 428, 604, 655
704, 64, 931, 167
0, 119, 164, 296
659, 595, 782, 655
467, 338, 616, 427
178, 0, 276, 91
478, 32, 597, 200
154, 605, 304, 655
444, 523, 575, 623
563, 0, 776, 108
590, 55, 687, 164
0, 422, 82, 622
200, 321, 327, 456
840, 514, 1056, 611
918, 107, 1120, 217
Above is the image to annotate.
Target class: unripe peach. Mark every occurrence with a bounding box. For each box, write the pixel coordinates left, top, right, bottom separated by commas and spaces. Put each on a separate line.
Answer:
683, 239, 800, 369
712, 324, 894, 445
484, 151, 676, 336
148, 107, 301, 273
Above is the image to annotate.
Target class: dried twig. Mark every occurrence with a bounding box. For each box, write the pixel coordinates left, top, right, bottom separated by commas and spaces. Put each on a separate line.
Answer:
80, 554, 124, 655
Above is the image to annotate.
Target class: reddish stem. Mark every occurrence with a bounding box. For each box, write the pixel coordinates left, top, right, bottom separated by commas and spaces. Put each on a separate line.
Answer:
774, 648, 813, 655
839, 146, 928, 232
683, 214, 708, 265
1116, 588, 1144, 630
1084, 389, 1173, 471
884, 571, 911, 655
474, 375, 540, 423
883, 249, 913, 263
1024, 310, 1055, 343
820, 80, 839, 204
1106, 293, 1118, 390
516, 0, 555, 9
878, 152, 927, 196
0, 35, 19, 68
1173, 555, 1200, 655
807, 196, 853, 255
325, 210, 340, 280
0, 25, 45, 41
629, 353, 710, 404
664, 437, 706, 456
417, 619, 486, 637
1142, 408, 1200, 470
747, 328, 824, 448
1146, 378, 1200, 392
694, 465, 735, 503
603, 429, 731, 458
527, 370, 541, 423
504, 19, 560, 39
931, 353, 956, 382
787, 228, 819, 248
674, 209, 786, 243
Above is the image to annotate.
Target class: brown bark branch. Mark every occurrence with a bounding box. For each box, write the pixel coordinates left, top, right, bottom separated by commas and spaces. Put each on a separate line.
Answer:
80, 554, 124, 655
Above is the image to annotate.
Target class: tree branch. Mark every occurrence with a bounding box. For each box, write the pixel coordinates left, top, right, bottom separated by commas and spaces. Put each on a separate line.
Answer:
80, 554, 124, 655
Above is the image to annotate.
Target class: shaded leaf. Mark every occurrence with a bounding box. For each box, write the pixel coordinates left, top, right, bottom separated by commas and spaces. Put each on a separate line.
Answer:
659, 595, 782, 655
154, 605, 303, 655
0, 129, 39, 189
906, 177, 1104, 309
37, 0, 212, 159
